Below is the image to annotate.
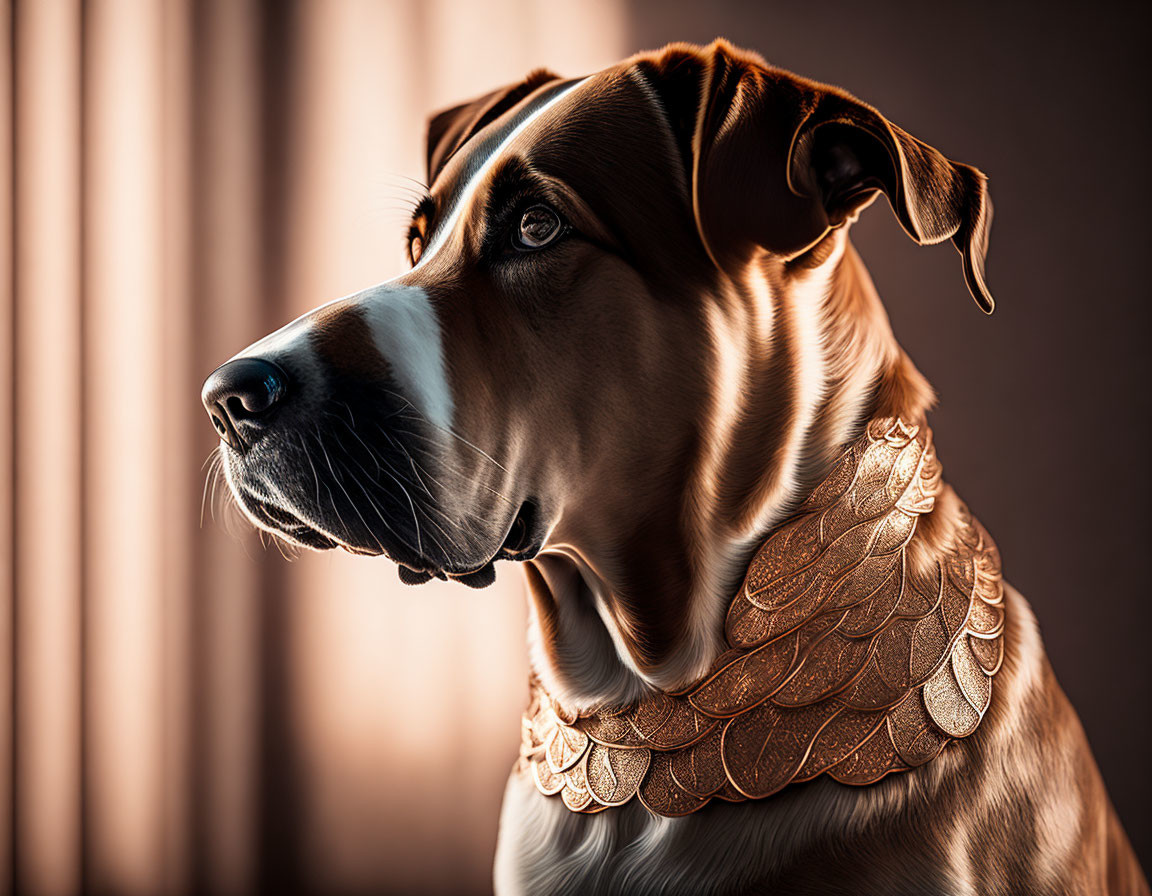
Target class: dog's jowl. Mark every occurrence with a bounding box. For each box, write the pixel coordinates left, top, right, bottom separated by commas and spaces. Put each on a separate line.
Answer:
202, 39, 1148, 896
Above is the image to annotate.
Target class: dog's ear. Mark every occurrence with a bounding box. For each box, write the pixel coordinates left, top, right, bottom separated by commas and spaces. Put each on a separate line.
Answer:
789, 95, 994, 313
637, 40, 994, 312
425, 69, 561, 186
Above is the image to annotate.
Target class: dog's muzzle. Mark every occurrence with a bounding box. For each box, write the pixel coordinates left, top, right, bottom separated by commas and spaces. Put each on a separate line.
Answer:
197, 305, 540, 586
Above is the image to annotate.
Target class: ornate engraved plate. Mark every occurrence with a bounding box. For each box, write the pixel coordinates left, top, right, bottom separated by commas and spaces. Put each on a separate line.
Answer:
585, 743, 651, 807
520, 419, 1005, 816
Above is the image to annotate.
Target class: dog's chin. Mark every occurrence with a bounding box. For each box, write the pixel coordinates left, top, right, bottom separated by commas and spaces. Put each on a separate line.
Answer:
381, 498, 546, 589
231, 486, 545, 591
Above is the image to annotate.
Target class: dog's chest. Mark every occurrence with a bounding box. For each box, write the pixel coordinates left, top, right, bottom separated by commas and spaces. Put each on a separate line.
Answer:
492, 767, 952, 895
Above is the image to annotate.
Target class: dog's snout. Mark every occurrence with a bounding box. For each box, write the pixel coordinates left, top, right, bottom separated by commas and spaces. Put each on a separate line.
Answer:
201, 357, 288, 452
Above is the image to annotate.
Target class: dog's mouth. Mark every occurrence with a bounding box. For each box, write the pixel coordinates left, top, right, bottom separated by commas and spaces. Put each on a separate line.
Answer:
225, 443, 544, 589
231, 489, 340, 552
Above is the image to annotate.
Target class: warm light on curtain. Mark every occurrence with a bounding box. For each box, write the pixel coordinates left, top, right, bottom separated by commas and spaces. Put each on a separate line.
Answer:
0, 2, 624, 894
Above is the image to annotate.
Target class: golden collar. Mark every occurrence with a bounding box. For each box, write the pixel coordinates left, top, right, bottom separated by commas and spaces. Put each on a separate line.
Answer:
519, 418, 1005, 816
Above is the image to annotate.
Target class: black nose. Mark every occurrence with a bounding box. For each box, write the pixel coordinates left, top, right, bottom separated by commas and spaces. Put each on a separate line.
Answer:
201, 358, 288, 452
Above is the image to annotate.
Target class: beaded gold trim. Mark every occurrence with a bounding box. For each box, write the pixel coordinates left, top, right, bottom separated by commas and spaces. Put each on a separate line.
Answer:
519, 418, 1004, 816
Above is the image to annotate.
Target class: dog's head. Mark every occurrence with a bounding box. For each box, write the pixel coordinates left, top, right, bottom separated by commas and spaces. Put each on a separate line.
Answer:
203, 40, 992, 697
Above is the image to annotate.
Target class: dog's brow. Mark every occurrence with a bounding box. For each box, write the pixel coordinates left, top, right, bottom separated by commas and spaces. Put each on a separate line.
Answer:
411, 195, 435, 233
483, 161, 547, 220
413, 79, 585, 270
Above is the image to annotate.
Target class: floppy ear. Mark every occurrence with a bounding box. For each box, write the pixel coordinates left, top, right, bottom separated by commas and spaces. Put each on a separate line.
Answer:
425, 68, 561, 185
638, 40, 994, 313
790, 95, 994, 313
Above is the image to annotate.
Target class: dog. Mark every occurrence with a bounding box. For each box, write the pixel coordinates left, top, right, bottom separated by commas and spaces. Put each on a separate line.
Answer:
202, 39, 1148, 895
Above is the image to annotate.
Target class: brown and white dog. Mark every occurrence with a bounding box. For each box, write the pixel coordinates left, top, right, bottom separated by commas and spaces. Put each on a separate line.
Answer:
202, 40, 1147, 895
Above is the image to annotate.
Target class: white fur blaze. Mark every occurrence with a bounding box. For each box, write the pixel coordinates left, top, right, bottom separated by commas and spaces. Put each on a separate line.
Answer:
356, 284, 454, 430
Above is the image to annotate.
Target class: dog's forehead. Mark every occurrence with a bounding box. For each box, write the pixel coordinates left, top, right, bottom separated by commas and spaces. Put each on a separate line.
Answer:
421, 68, 684, 265
426, 77, 589, 217
430, 69, 651, 189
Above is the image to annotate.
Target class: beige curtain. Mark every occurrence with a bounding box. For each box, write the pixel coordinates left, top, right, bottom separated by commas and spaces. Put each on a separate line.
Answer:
1, 2, 625, 894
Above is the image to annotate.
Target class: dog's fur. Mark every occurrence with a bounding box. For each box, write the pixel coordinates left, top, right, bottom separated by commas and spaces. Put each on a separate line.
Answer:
207, 40, 1147, 895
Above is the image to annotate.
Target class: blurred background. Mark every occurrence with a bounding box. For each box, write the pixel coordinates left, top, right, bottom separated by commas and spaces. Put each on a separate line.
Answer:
0, 1, 1148, 894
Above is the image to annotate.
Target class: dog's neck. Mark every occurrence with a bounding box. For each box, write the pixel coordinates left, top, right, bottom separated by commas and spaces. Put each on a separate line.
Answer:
524, 234, 937, 711
519, 415, 1004, 816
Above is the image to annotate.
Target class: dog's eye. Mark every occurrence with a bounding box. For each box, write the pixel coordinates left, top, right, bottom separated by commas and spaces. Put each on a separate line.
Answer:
513, 205, 563, 251
408, 234, 424, 266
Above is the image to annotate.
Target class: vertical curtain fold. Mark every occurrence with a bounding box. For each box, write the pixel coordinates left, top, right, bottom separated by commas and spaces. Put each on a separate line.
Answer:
83, 2, 164, 891
6, 2, 277, 892
12, 2, 83, 894
0, 0, 12, 892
